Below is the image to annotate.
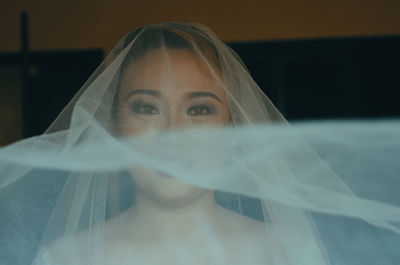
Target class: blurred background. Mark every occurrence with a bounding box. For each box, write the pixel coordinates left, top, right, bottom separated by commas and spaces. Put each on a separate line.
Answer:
1, 0, 400, 145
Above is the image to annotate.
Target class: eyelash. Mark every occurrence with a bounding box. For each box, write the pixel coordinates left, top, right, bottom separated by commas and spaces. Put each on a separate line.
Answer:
187, 104, 216, 116
130, 102, 216, 116
131, 102, 159, 115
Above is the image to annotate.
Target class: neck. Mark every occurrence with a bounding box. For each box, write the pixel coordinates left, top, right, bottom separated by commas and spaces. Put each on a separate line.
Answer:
129, 186, 219, 242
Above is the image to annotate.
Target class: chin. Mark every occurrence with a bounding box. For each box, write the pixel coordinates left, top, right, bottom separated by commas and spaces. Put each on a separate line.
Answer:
129, 166, 206, 207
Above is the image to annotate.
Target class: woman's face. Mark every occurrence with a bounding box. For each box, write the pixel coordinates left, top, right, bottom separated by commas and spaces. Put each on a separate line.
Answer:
118, 48, 230, 205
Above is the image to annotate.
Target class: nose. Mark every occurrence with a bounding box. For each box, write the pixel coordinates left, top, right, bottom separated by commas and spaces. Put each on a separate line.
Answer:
163, 112, 191, 130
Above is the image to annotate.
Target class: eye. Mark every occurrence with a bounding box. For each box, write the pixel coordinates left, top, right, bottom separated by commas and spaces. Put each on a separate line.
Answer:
187, 104, 216, 116
131, 102, 159, 115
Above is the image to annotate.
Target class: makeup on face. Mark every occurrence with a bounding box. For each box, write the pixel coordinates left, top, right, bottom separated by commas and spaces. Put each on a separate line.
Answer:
118, 49, 231, 134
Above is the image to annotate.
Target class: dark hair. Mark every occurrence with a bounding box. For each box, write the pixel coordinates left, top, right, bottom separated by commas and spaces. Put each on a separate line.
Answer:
111, 23, 221, 120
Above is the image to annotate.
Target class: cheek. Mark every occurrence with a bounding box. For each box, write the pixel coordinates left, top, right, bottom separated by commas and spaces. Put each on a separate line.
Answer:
119, 122, 156, 136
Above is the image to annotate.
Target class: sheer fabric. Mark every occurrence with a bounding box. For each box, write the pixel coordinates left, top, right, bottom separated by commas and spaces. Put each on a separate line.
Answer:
0, 22, 399, 265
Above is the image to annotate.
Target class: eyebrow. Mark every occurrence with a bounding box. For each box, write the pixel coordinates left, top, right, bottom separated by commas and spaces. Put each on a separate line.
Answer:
125, 89, 161, 101
125, 89, 223, 103
186, 92, 223, 103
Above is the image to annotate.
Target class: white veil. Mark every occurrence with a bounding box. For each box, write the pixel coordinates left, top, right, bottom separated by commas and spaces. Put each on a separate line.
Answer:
0, 22, 399, 265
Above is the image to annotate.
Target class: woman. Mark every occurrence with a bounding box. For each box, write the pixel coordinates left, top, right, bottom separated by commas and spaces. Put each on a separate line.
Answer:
39, 24, 272, 265
1, 22, 400, 265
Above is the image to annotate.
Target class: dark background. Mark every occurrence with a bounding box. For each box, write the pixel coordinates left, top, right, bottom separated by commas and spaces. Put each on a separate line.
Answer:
229, 36, 400, 120
0, 50, 103, 143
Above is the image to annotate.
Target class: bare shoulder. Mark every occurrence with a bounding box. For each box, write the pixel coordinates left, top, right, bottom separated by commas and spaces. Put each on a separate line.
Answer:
44, 211, 132, 265
215, 205, 269, 243
214, 205, 273, 264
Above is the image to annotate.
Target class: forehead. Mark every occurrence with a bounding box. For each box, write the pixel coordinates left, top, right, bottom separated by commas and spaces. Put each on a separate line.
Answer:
120, 49, 225, 97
